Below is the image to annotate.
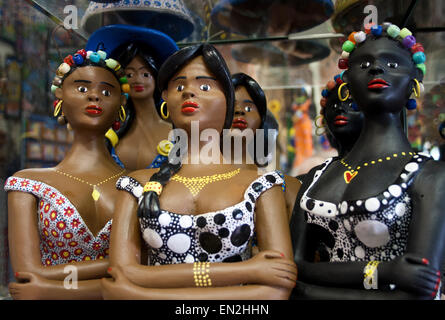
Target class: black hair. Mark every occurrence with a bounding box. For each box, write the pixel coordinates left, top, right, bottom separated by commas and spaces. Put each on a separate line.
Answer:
61, 57, 123, 84
138, 44, 234, 219
110, 42, 163, 140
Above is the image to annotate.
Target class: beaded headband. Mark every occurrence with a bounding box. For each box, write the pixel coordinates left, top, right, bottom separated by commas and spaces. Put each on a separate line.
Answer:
320, 74, 358, 112
338, 23, 426, 78
50, 49, 130, 101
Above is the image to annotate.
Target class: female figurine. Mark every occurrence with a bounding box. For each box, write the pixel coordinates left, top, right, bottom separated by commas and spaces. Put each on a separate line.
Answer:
102, 44, 296, 300
291, 24, 444, 299
86, 25, 178, 171
5, 49, 128, 299
229, 72, 300, 220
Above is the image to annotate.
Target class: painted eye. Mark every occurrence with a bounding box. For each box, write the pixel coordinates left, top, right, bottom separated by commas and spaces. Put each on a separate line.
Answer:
360, 61, 371, 69
387, 62, 398, 68
143, 72, 151, 78
77, 86, 88, 93
200, 84, 211, 91
102, 90, 111, 97
176, 84, 185, 92
126, 73, 133, 78
334, 103, 338, 109
244, 106, 252, 112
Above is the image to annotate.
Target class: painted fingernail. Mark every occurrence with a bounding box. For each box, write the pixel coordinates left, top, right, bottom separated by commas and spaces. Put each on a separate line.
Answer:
280, 253, 285, 257
422, 258, 429, 265
107, 267, 112, 273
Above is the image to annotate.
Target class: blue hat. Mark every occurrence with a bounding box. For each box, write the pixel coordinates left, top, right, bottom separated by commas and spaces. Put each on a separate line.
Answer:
86, 24, 178, 67
81, 0, 194, 41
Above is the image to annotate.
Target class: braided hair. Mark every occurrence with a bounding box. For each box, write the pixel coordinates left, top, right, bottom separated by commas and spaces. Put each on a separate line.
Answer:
137, 44, 235, 219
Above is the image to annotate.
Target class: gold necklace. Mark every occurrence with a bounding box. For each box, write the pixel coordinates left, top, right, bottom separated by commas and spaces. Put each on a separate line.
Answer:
55, 168, 126, 201
340, 151, 415, 184
171, 168, 241, 197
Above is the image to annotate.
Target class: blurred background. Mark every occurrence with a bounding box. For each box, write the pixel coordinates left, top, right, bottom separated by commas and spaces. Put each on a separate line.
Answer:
0, 0, 444, 297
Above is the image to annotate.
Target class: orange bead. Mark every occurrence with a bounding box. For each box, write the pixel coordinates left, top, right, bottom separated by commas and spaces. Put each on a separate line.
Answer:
327, 80, 336, 91
122, 83, 130, 93
348, 32, 357, 44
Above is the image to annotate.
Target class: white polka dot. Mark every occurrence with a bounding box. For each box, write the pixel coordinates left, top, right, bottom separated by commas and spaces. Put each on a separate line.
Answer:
400, 173, 407, 179
120, 177, 130, 188
392, 244, 398, 250
365, 198, 380, 212
370, 256, 375, 261
349, 206, 355, 212
354, 220, 390, 248
371, 214, 377, 220
161, 228, 166, 234
158, 253, 167, 260
344, 219, 351, 231
179, 215, 193, 228
351, 256, 356, 261
172, 257, 177, 263
388, 185, 402, 197
405, 162, 419, 172
184, 254, 195, 263
387, 214, 393, 219
413, 155, 419, 159
158, 213, 171, 227
384, 192, 390, 198
133, 185, 143, 198
382, 199, 388, 205
155, 262, 160, 266
401, 183, 407, 189
167, 233, 191, 254
354, 246, 365, 259
395, 232, 400, 238
417, 158, 422, 162
142, 228, 163, 249
381, 252, 386, 258
356, 200, 363, 206
395, 203, 407, 216
340, 201, 348, 214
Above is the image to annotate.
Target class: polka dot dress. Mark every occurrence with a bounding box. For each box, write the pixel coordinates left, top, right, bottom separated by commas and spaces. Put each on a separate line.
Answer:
116, 171, 284, 265
300, 154, 431, 262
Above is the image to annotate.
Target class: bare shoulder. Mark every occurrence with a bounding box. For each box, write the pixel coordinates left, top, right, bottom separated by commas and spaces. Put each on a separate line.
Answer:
126, 168, 159, 184
412, 160, 445, 194
10, 167, 54, 181
285, 175, 301, 194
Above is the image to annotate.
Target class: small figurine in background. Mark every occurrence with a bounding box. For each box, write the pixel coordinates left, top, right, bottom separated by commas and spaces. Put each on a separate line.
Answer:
86, 25, 178, 171
291, 23, 444, 299
102, 44, 296, 300
5, 49, 128, 299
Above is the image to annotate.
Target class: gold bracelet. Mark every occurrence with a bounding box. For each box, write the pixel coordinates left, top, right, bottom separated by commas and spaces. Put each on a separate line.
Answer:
193, 262, 212, 287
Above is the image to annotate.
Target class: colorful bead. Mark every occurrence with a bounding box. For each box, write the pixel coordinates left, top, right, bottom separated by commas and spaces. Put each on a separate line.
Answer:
143, 181, 163, 196
86, 51, 93, 59
406, 99, 417, 110
364, 23, 375, 34
338, 58, 349, 69
412, 51, 426, 64
123, 93, 129, 100
157, 140, 174, 157
335, 76, 343, 85
112, 120, 121, 131
320, 98, 327, 108
354, 31, 367, 43
382, 22, 392, 31
321, 89, 329, 98
342, 40, 355, 53
387, 25, 400, 38
341, 51, 350, 59
348, 32, 357, 44
119, 76, 128, 84
97, 50, 107, 60
76, 49, 87, 58
419, 82, 425, 94
399, 28, 412, 39
340, 71, 346, 81
402, 35, 416, 48
89, 52, 101, 63
73, 53, 84, 65
52, 77, 62, 86
105, 58, 118, 70
326, 80, 336, 91
64, 55, 74, 66
58, 62, 71, 75
51, 85, 59, 94
411, 43, 424, 53
334, 74, 341, 82
371, 25, 382, 36
351, 102, 359, 111
416, 63, 426, 75
121, 83, 130, 93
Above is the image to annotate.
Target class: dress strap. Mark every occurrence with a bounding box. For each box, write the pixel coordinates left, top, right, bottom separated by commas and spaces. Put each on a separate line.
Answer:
116, 176, 144, 200
243, 170, 285, 202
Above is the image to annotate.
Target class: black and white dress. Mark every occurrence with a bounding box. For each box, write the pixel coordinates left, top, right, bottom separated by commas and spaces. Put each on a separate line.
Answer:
116, 171, 284, 265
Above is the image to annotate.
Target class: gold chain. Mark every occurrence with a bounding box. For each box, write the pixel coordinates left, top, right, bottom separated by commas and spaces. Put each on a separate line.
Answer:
341, 151, 415, 184
171, 168, 241, 197
55, 168, 126, 201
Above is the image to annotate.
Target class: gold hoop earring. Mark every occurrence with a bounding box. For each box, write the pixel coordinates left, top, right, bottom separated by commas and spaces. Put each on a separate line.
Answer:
314, 115, 326, 136
54, 100, 63, 117
412, 79, 421, 98
338, 83, 349, 102
160, 101, 169, 120
119, 105, 126, 122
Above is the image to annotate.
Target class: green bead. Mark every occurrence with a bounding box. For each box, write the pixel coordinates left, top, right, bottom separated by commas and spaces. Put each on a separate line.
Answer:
342, 40, 355, 53
399, 27, 412, 39
97, 50, 107, 60
119, 76, 128, 84
51, 84, 59, 94
105, 58, 118, 69
416, 63, 426, 75
387, 25, 400, 38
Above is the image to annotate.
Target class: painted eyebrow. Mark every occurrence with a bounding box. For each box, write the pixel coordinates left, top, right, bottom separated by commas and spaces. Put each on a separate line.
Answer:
172, 76, 187, 82
74, 80, 92, 83
100, 81, 115, 88
196, 76, 217, 81
243, 99, 255, 104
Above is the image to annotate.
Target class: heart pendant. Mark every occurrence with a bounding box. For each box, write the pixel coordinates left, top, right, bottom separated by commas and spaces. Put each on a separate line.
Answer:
344, 170, 358, 184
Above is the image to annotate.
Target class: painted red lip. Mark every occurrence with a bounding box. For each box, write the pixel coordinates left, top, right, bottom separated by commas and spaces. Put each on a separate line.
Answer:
232, 118, 248, 130
133, 85, 144, 92
181, 101, 199, 114
334, 115, 348, 126
85, 105, 103, 115
368, 78, 390, 89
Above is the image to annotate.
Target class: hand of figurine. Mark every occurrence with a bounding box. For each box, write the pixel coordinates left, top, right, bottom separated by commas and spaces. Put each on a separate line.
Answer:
385, 254, 441, 298
101, 267, 137, 300
9, 272, 49, 300
246, 250, 297, 289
